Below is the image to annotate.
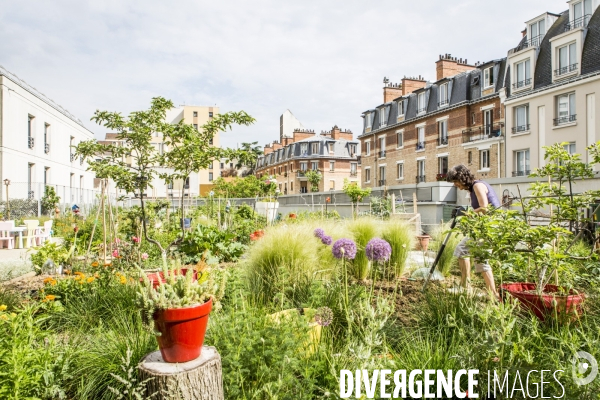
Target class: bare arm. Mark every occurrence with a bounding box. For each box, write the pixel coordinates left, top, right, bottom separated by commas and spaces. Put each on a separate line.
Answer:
473, 182, 489, 214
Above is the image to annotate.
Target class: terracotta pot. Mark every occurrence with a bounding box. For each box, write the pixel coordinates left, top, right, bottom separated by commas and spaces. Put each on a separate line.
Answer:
154, 298, 213, 363
144, 268, 198, 289
500, 283, 585, 321
415, 235, 431, 252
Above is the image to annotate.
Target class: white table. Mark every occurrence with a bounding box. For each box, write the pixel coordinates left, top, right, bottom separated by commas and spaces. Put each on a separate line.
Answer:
10, 227, 26, 249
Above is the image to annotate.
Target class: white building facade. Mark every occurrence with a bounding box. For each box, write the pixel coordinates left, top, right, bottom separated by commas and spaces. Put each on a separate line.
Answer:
0, 66, 96, 207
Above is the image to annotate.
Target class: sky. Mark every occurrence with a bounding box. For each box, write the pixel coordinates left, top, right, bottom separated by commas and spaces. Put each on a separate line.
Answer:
1, 0, 570, 149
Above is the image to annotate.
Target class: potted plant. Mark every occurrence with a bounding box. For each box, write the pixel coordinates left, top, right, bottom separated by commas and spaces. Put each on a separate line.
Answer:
137, 259, 226, 363
415, 234, 431, 252
456, 142, 600, 320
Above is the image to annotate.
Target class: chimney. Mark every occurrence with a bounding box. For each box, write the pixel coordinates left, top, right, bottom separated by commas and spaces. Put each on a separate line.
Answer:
435, 54, 476, 80
401, 75, 427, 95
282, 137, 293, 146
522, 28, 527, 37
292, 129, 315, 143
331, 125, 353, 141
264, 144, 273, 155
272, 141, 282, 150
383, 83, 403, 103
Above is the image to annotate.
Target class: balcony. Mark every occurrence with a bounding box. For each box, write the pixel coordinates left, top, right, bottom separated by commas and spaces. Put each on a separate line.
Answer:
553, 114, 577, 126
378, 150, 386, 158
513, 34, 544, 53
416, 141, 425, 151
416, 175, 426, 183
463, 123, 504, 143
28, 137, 35, 149
436, 173, 448, 181
554, 63, 578, 77
511, 124, 530, 134
512, 78, 532, 90
44, 143, 50, 154
565, 15, 591, 31
378, 179, 387, 187
350, 171, 358, 177
438, 99, 449, 107
438, 136, 448, 146
512, 170, 531, 177
70, 153, 75, 162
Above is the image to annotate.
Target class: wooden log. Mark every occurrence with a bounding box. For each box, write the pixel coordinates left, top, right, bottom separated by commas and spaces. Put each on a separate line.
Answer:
138, 346, 224, 400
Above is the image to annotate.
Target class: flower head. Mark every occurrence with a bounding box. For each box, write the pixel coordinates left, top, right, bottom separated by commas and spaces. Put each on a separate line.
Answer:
91, 261, 99, 267
314, 228, 325, 239
87, 277, 95, 283
112, 249, 119, 258
321, 235, 332, 246
73, 226, 79, 233
0, 305, 7, 311
43, 294, 56, 302
141, 253, 149, 260
365, 238, 392, 262
132, 236, 140, 244
326, 197, 331, 203
314, 306, 334, 327
332, 238, 357, 260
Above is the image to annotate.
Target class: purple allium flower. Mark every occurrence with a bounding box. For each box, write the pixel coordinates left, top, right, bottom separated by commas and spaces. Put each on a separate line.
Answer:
314, 306, 334, 327
321, 235, 332, 246
332, 238, 357, 260
314, 228, 325, 239
365, 238, 392, 262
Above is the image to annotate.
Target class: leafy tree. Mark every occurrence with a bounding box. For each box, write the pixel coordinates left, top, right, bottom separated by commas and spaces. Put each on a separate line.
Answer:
235, 141, 262, 174
41, 186, 61, 215
212, 176, 265, 198
343, 179, 371, 216
304, 170, 322, 192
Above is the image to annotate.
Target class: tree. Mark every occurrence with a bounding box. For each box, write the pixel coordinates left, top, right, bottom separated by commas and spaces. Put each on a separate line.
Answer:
212, 176, 265, 198
235, 141, 262, 174
41, 186, 61, 215
343, 179, 371, 217
304, 170, 322, 192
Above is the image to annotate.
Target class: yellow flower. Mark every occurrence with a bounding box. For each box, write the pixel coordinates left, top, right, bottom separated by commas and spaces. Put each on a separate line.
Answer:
42, 294, 56, 302
0, 315, 7, 321
91, 261, 99, 267
119, 276, 127, 285
43, 277, 54, 284
74, 271, 85, 277
87, 277, 95, 283
0, 305, 7, 311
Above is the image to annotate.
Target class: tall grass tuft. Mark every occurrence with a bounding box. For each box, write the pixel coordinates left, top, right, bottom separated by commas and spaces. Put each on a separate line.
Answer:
347, 218, 378, 281
381, 221, 415, 278
429, 222, 461, 276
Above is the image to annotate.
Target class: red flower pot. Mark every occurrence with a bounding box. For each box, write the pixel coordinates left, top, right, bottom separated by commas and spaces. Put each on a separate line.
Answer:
153, 298, 213, 363
500, 283, 585, 321
144, 268, 198, 289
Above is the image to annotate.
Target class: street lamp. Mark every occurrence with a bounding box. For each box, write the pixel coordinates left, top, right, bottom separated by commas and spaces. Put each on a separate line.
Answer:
3, 179, 10, 221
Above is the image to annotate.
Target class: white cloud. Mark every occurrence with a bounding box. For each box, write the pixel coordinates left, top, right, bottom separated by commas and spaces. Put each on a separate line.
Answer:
0, 0, 569, 148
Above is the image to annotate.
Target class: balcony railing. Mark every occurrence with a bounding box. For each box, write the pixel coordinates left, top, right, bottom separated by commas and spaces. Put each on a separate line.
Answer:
512, 170, 531, 177
512, 78, 532, 89
28, 190, 35, 199
438, 136, 448, 146
416, 141, 425, 151
416, 175, 426, 183
378, 150, 386, 158
462, 123, 504, 143
438, 99, 449, 107
436, 173, 448, 181
28, 137, 34, 149
513, 34, 544, 52
553, 114, 577, 126
378, 180, 387, 186
350, 171, 358, 177
511, 124, 530, 134
417, 107, 427, 114
44, 143, 50, 154
565, 14, 591, 31
554, 63, 578, 77
70, 153, 75, 162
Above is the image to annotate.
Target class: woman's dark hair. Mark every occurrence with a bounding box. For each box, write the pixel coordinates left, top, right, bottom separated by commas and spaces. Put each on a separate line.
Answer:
446, 164, 475, 189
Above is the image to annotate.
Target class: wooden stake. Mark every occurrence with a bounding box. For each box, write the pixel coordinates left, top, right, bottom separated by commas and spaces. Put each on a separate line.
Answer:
101, 179, 107, 265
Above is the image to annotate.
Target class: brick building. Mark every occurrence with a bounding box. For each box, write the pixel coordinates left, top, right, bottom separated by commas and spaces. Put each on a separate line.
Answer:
255, 126, 361, 194
358, 55, 508, 189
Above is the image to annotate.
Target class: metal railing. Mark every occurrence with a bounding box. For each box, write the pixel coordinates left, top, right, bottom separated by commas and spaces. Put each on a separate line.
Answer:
70, 153, 75, 162
511, 124, 530, 134
438, 136, 448, 146
44, 143, 50, 154
463, 123, 504, 142
28, 137, 35, 149
436, 173, 448, 181
553, 114, 577, 126
513, 34, 544, 52
416, 175, 426, 183
378, 150, 386, 158
565, 14, 591, 31
416, 141, 425, 150
512, 78, 532, 89
512, 170, 531, 177
350, 171, 358, 177
438, 99, 449, 107
28, 190, 35, 199
554, 63, 578, 77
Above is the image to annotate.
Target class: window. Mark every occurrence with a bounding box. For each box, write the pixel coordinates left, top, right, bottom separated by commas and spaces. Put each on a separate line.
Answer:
209, 112, 213, 117
515, 59, 531, 88
483, 67, 494, 88
220, 162, 224, 169
513, 105, 529, 133
570, 0, 592, 29
378, 136, 386, 158
514, 149, 530, 176
364, 168, 371, 182
365, 141, 371, 156
208, 172, 214, 181
350, 163, 358, 176
44, 167, 49, 186
329, 180, 335, 191
329, 161, 335, 171
417, 126, 425, 150
397, 100, 404, 117
300, 143, 308, 154
564, 142, 576, 154
290, 182, 294, 191
397, 163, 404, 179
417, 92, 427, 114
364, 112, 372, 131
209, 138, 213, 145
193, 124, 198, 130
311, 143, 319, 154
484, 109, 494, 135
480, 150, 490, 169
555, 92, 576, 125
28, 115, 34, 149
417, 160, 426, 182
397, 131, 404, 148
168, 180, 174, 190
438, 120, 448, 145
378, 166, 386, 186
300, 162, 307, 171
438, 156, 449, 175
379, 107, 387, 126
529, 19, 546, 44
44, 124, 50, 153
471, 112, 476, 125
468, 151, 472, 164
556, 43, 577, 76
311, 161, 319, 171
193, 111, 198, 117
439, 83, 449, 106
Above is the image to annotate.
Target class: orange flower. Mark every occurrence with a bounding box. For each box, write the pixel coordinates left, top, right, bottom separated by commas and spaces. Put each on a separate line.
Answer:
43, 277, 57, 285
91, 261, 99, 267
74, 271, 85, 277
64, 270, 71, 275
42, 294, 56, 302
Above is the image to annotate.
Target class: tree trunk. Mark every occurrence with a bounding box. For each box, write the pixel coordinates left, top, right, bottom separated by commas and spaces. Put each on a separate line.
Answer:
138, 346, 224, 400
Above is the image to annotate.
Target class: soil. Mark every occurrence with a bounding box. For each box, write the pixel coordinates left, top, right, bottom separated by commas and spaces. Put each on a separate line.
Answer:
1, 273, 50, 297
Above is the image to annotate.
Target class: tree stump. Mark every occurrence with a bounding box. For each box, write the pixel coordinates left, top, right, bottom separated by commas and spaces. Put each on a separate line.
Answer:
138, 346, 224, 400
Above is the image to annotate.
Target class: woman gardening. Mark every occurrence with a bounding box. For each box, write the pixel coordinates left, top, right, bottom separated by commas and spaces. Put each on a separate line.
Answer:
447, 164, 500, 300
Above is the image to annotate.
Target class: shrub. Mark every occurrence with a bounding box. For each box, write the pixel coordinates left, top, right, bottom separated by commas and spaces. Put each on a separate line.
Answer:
347, 218, 378, 280
429, 222, 461, 276
381, 221, 415, 277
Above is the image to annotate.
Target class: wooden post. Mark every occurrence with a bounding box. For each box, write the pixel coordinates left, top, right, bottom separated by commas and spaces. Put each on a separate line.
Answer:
138, 347, 224, 400
413, 192, 418, 214
101, 179, 107, 265
391, 193, 396, 214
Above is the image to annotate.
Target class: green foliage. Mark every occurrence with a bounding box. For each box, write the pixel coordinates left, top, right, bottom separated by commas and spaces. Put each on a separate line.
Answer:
178, 224, 248, 264
342, 179, 371, 215
30, 241, 69, 274
347, 218, 378, 280
212, 175, 266, 198
429, 222, 462, 276
381, 221, 415, 277
369, 196, 392, 219
235, 141, 262, 172
41, 186, 61, 215
304, 170, 322, 192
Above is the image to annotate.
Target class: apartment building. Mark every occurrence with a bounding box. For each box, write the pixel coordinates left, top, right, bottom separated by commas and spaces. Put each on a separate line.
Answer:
0, 65, 95, 203
100, 105, 220, 198
255, 126, 361, 194
359, 55, 507, 189
504, 1, 600, 176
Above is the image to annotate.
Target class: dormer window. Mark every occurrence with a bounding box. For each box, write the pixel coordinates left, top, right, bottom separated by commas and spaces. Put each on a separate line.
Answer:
555, 42, 577, 77
311, 142, 319, 154
514, 59, 532, 89
379, 107, 388, 127
417, 92, 427, 114
364, 112, 373, 132
529, 19, 546, 46
438, 83, 449, 107
483, 67, 494, 88
397, 100, 404, 117
300, 143, 308, 155
567, 0, 592, 30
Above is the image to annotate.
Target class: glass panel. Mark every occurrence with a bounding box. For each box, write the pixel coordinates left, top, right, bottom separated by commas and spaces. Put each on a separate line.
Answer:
525, 60, 531, 80
569, 43, 577, 65
558, 95, 569, 119
418, 127, 424, 142
569, 93, 576, 116
539, 19, 545, 36
525, 150, 530, 171
584, 0, 592, 16
517, 62, 524, 82
531, 22, 538, 38
516, 107, 526, 126
574, 2, 583, 20
559, 46, 568, 69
